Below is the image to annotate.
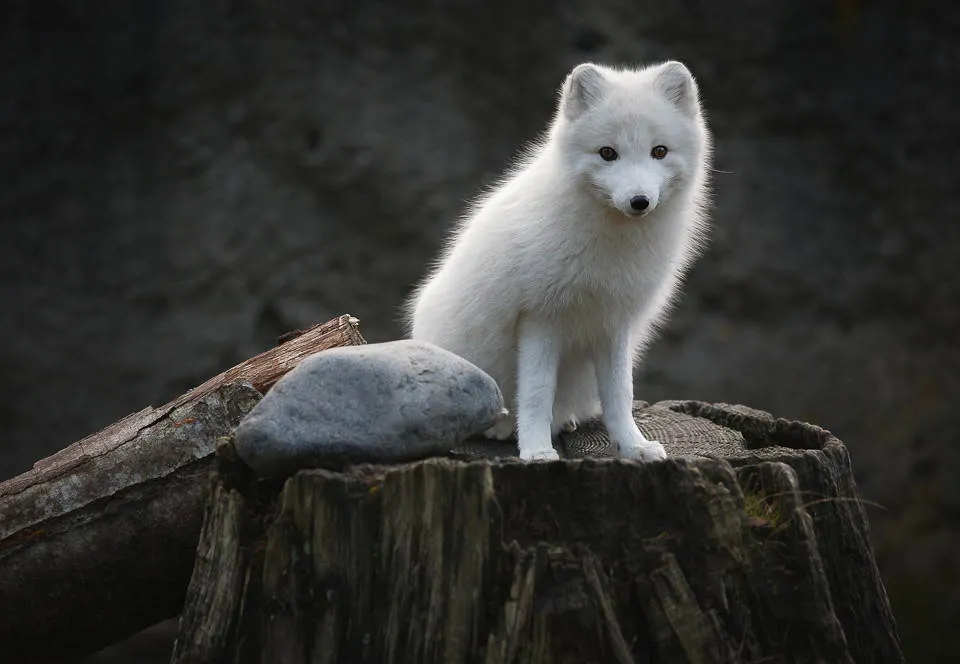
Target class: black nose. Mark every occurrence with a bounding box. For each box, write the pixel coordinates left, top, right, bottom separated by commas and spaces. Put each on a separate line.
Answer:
630, 195, 650, 211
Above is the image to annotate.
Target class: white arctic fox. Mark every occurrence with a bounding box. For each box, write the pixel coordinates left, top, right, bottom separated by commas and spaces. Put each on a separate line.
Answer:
408, 61, 711, 461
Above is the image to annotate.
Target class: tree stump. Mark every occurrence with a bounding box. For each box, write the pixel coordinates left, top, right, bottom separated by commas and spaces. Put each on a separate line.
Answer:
173, 401, 904, 664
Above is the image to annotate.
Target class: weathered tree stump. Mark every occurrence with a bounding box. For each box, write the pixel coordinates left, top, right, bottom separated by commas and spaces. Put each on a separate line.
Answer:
0, 315, 364, 662
173, 401, 904, 664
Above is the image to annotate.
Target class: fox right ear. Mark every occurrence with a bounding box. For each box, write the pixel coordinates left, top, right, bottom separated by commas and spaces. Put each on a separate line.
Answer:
561, 63, 607, 121
653, 61, 699, 117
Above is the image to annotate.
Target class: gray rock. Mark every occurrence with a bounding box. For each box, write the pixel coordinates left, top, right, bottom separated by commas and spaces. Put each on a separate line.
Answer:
234, 340, 504, 476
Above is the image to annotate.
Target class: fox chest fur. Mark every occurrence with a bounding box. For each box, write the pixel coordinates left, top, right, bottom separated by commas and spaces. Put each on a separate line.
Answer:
513, 210, 683, 332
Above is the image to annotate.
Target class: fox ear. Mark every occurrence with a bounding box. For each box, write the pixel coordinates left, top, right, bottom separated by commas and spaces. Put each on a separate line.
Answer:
561, 63, 607, 121
654, 61, 699, 116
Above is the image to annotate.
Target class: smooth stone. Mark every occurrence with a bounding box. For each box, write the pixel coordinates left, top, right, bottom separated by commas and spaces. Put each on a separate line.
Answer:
234, 340, 504, 476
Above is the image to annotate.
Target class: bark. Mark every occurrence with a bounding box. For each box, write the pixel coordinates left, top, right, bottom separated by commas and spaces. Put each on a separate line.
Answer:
0, 315, 365, 663
173, 401, 904, 664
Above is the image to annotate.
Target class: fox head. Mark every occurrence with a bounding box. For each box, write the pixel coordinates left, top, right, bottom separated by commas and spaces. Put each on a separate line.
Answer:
552, 61, 708, 219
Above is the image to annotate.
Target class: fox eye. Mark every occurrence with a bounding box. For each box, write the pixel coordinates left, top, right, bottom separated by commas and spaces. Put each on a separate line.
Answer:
598, 146, 618, 161
651, 145, 669, 159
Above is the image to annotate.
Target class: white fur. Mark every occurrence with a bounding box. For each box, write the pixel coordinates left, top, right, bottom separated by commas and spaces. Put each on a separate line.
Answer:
407, 61, 712, 462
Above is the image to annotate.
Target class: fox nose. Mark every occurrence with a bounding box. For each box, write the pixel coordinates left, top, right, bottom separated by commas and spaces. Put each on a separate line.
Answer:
629, 195, 650, 212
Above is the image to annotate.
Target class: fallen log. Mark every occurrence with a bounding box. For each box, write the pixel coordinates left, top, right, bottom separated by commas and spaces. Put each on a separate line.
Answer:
173, 401, 904, 664
0, 315, 365, 662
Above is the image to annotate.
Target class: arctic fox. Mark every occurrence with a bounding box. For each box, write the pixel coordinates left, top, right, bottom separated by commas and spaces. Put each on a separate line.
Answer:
408, 61, 711, 462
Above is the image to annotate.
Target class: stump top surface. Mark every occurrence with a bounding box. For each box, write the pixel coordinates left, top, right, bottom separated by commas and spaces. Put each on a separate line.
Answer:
455, 400, 834, 462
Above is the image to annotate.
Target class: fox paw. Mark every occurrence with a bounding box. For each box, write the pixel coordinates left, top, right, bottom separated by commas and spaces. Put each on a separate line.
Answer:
519, 446, 560, 462
483, 413, 515, 441
617, 438, 666, 462
560, 416, 579, 433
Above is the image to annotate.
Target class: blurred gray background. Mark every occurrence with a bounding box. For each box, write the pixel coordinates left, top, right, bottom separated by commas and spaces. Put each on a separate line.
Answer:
2, 1, 957, 661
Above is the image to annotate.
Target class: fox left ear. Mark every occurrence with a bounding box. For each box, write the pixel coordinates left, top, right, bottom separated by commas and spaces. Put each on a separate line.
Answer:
561, 63, 608, 121
654, 61, 699, 117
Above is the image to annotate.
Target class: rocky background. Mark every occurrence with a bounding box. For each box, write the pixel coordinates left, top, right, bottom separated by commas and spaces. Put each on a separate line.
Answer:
2, 1, 957, 661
